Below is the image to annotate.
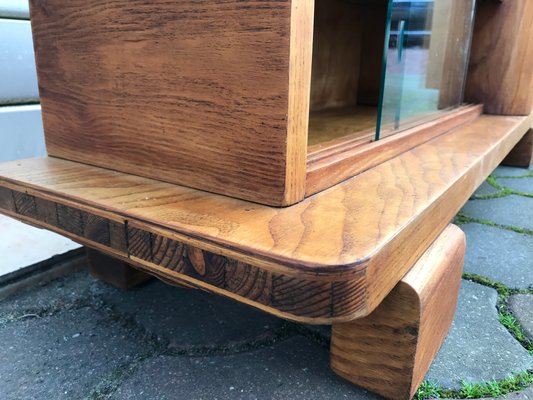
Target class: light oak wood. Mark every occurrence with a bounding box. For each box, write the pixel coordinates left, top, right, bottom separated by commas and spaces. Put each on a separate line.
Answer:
307, 106, 377, 149
307, 0, 386, 153
28, 0, 310, 206
286, 0, 314, 205
27, 0, 532, 208
465, 0, 533, 115
435, 1, 476, 110
331, 224, 465, 400
306, 104, 483, 196
0, 114, 529, 323
310, 0, 361, 111
0, 188, 366, 322
502, 129, 533, 168
356, 1, 388, 107
87, 248, 152, 289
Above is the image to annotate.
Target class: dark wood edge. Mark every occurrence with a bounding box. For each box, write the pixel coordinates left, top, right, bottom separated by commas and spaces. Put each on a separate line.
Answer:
305, 104, 483, 196
501, 128, 533, 167
0, 188, 367, 323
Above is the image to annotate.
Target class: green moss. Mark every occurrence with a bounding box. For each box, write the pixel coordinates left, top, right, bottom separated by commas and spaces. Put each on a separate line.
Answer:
462, 273, 512, 300
492, 172, 533, 179
415, 371, 533, 399
458, 372, 533, 398
487, 175, 504, 191
499, 313, 527, 344
472, 175, 533, 200
414, 381, 445, 399
454, 212, 533, 236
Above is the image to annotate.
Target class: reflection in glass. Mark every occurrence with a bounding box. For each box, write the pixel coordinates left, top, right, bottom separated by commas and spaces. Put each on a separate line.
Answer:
376, 0, 477, 140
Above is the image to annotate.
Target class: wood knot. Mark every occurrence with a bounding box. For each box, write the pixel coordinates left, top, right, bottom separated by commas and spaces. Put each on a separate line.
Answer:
187, 247, 206, 276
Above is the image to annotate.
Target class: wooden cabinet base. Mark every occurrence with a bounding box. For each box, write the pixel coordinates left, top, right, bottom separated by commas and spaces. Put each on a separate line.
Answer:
502, 129, 533, 168
87, 248, 152, 289
330, 225, 465, 400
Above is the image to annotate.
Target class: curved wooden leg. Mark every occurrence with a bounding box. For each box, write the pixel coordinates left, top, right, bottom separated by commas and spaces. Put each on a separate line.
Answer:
502, 129, 533, 167
330, 225, 465, 400
87, 248, 152, 289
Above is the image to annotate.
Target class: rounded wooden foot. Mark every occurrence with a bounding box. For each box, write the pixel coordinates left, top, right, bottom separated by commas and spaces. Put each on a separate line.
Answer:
330, 225, 465, 399
502, 129, 533, 168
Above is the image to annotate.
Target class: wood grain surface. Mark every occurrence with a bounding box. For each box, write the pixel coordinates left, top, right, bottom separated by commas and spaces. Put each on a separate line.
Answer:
0, 114, 530, 321
306, 104, 483, 196
310, 0, 362, 111
465, 0, 533, 115
502, 129, 533, 168
307, 106, 377, 149
29, 0, 310, 206
330, 224, 465, 399
0, 186, 366, 322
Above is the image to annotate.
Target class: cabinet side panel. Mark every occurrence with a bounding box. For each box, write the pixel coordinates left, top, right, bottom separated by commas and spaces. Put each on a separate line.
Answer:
29, 0, 293, 205
465, 0, 533, 115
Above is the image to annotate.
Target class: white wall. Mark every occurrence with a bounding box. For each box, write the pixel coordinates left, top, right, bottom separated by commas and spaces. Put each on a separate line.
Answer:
0, 0, 46, 162
0, 1, 79, 277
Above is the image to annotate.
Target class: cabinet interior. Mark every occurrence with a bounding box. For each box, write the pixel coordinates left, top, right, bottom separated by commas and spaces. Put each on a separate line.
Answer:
307, 0, 477, 153
308, 0, 388, 150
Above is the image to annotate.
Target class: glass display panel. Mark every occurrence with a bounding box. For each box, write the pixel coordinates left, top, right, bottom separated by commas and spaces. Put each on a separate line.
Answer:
376, 0, 476, 140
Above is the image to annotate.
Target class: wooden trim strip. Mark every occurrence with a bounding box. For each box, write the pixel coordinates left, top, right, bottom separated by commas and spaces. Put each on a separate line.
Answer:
283, 0, 315, 205
306, 104, 483, 196
0, 187, 366, 323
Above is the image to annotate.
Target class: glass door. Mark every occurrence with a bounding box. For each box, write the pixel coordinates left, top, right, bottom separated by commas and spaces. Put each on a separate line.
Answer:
376, 0, 476, 140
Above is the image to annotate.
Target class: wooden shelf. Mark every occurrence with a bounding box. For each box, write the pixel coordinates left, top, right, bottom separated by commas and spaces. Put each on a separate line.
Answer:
307, 106, 376, 150
0, 113, 530, 324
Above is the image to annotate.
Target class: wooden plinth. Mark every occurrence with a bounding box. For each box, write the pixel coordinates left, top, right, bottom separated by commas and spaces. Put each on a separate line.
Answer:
502, 129, 533, 168
0, 114, 529, 323
330, 224, 465, 400
87, 249, 152, 289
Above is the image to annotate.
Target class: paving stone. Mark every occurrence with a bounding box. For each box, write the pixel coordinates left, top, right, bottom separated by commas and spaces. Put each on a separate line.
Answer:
461, 195, 533, 231
453, 387, 533, 400
102, 280, 284, 349
509, 294, 533, 340
0, 270, 110, 320
485, 387, 533, 400
497, 178, 533, 195
426, 281, 533, 389
461, 223, 533, 289
111, 337, 379, 400
0, 306, 143, 400
493, 166, 532, 177
471, 181, 501, 198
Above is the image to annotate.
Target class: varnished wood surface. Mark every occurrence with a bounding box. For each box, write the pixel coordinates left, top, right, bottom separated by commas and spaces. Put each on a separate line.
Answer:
0, 114, 530, 320
0, 187, 366, 322
331, 224, 465, 399
307, 106, 376, 149
309, 0, 387, 111
285, 0, 314, 205
28, 0, 308, 206
306, 104, 483, 196
465, 0, 533, 115
502, 129, 533, 168
310, 0, 362, 111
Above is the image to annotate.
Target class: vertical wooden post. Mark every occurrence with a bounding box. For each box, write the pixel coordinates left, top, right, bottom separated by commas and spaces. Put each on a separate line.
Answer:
502, 129, 533, 168
330, 225, 465, 399
465, 0, 533, 115
87, 249, 152, 289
